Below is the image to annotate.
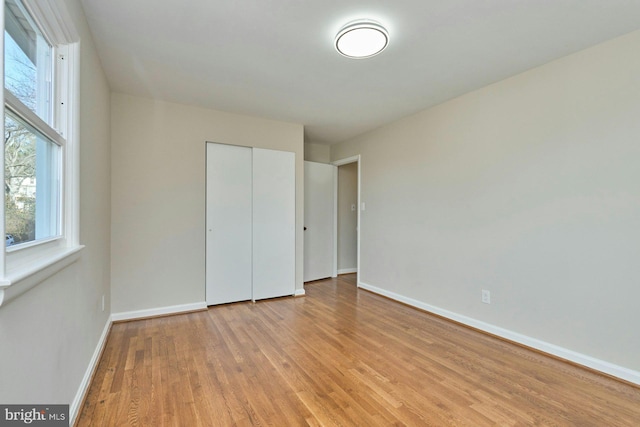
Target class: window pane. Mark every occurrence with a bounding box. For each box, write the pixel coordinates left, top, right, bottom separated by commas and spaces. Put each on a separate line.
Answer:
4, 0, 53, 124
5, 112, 60, 246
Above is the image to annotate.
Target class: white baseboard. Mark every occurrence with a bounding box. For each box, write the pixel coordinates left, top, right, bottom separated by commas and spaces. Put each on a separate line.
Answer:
70, 316, 112, 426
338, 268, 357, 275
358, 281, 640, 386
111, 301, 207, 322
294, 288, 306, 297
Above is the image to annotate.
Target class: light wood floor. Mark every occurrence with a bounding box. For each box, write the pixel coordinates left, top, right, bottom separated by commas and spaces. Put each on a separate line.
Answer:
77, 274, 640, 426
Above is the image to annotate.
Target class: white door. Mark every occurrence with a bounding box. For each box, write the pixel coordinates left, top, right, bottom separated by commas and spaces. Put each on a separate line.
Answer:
252, 148, 296, 300
206, 143, 253, 305
304, 161, 336, 282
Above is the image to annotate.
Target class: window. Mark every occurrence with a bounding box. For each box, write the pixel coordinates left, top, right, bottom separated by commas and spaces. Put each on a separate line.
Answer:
5, 0, 60, 247
1, 0, 81, 306
4, 0, 52, 123
5, 111, 61, 244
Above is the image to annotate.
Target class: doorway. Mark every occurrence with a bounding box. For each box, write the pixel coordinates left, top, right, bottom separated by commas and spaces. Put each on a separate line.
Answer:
333, 155, 360, 285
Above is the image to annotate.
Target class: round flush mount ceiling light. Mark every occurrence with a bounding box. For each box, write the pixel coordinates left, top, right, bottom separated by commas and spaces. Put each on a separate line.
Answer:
335, 20, 389, 59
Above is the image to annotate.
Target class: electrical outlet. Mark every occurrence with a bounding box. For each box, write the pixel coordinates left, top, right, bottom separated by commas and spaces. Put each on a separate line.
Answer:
482, 290, 491, 304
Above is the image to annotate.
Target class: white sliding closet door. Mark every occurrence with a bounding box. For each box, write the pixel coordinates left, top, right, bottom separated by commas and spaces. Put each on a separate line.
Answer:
206, 143, 253, 305
206, 143, 295, 305
252, 148, 296, 300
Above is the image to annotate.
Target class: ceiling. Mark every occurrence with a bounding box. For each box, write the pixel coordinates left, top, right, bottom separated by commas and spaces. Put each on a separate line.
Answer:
80, 0, 640, 145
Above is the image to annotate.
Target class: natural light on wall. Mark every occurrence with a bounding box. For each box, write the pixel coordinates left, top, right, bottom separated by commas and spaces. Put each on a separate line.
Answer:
335, 20, 389, 59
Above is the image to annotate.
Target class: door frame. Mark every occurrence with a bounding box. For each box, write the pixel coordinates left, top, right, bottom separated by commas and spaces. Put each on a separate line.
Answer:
332, 155, 361, 286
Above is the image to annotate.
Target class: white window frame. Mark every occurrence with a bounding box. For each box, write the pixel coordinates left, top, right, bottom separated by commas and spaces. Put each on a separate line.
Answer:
0, 0, 83, 307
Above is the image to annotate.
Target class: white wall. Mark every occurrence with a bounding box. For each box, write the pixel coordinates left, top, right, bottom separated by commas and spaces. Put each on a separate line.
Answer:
331, 30, 640, 373
304, 142, 330, 163
0, 0, 111, 405
337, 162, 357, 272
111, 94, 304, 313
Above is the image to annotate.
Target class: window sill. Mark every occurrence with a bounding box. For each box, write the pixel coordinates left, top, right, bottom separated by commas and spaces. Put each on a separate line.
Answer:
0, 245, 85, 307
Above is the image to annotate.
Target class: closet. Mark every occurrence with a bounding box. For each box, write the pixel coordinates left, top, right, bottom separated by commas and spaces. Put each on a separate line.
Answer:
205, 142, 295, 305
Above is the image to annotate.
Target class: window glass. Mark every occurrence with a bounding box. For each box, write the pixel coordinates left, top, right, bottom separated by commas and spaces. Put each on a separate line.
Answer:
5, 111, 60, 246
4, 0, 53, 124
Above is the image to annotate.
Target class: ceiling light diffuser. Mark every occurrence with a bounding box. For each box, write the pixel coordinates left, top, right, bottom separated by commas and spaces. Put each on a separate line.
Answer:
335, 20, 389, 59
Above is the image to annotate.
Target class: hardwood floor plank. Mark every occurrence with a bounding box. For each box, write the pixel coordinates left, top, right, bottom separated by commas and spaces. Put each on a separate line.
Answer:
76, 275, 640, 426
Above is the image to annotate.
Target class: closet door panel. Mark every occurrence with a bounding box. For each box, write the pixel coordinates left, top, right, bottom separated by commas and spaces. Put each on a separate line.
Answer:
206, 143, 253, 305
252, 148, 295, 300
